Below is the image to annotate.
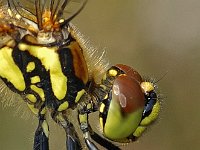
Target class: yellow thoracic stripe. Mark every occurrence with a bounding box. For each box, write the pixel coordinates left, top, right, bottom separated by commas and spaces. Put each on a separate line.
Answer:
30, 85, 45, 101
26, 94, 37, 103
0, 46, 25, 91
31, 76, 40, 84
18, 43, 67, 100
58, 101, 69, 111
75, 89, 85, 103
26, 62, 35, 72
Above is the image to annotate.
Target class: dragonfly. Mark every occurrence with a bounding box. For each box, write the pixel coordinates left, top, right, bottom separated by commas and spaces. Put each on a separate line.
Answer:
0, 0, 160, 150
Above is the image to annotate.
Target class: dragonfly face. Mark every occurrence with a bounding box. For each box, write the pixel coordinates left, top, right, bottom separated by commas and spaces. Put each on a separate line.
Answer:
0, 0, 160, 150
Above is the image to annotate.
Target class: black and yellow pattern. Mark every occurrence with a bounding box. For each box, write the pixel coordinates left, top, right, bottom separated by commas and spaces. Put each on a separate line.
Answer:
0, 1, 161, 150
3, 33, 87, 111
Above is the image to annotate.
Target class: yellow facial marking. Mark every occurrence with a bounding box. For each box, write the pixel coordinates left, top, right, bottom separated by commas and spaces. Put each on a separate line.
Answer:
141, 82, 154, 93
42, 120, 49, 138
58, 101, 69, 112
19, 42, 67, 100
31, 76, 40, 84
30, 85, 45, 101
99, 103, 105, 113
75, 89, 85, 103
26, 62, 35, 72
26, 94, 37, 103
140, 101, 160, 126
27, 103, 39, 114
133, 126, 146, 138
108, 69, 118, 77
0, 47, 25, 91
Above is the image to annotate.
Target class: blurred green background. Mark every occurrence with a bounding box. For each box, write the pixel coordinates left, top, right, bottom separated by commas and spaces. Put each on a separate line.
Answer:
0, 0, 200, 150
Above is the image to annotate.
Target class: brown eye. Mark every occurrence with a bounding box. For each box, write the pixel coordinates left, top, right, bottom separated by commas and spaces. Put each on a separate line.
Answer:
115, 64, 143, 83
112, 75, 145, 114
0, 0, 161, 148
100, 65, 145, 141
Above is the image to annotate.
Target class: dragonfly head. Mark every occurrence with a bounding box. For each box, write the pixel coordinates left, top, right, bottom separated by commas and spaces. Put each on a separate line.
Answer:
99, 64, 160, 142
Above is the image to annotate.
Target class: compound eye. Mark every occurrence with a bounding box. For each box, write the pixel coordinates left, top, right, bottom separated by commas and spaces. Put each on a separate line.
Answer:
115, 64, 142, 83
112, 75, 144, 113
100, 69, 145, 141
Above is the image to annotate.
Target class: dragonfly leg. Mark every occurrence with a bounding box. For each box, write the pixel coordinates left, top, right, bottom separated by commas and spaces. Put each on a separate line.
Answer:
51, 111, 82, 150
90, 132, 121, 150
77, 102, 99, 150
33, 113, 49, 150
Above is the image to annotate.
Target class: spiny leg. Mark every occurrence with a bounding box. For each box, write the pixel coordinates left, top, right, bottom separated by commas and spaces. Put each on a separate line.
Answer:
90, 132, 121, 150
77, 102, 99, 150
78, 113, 121, 150
77, 97, 121, 150
65, 122, 82, 150
51, 111, 82, 150
33, 108, 49, 150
